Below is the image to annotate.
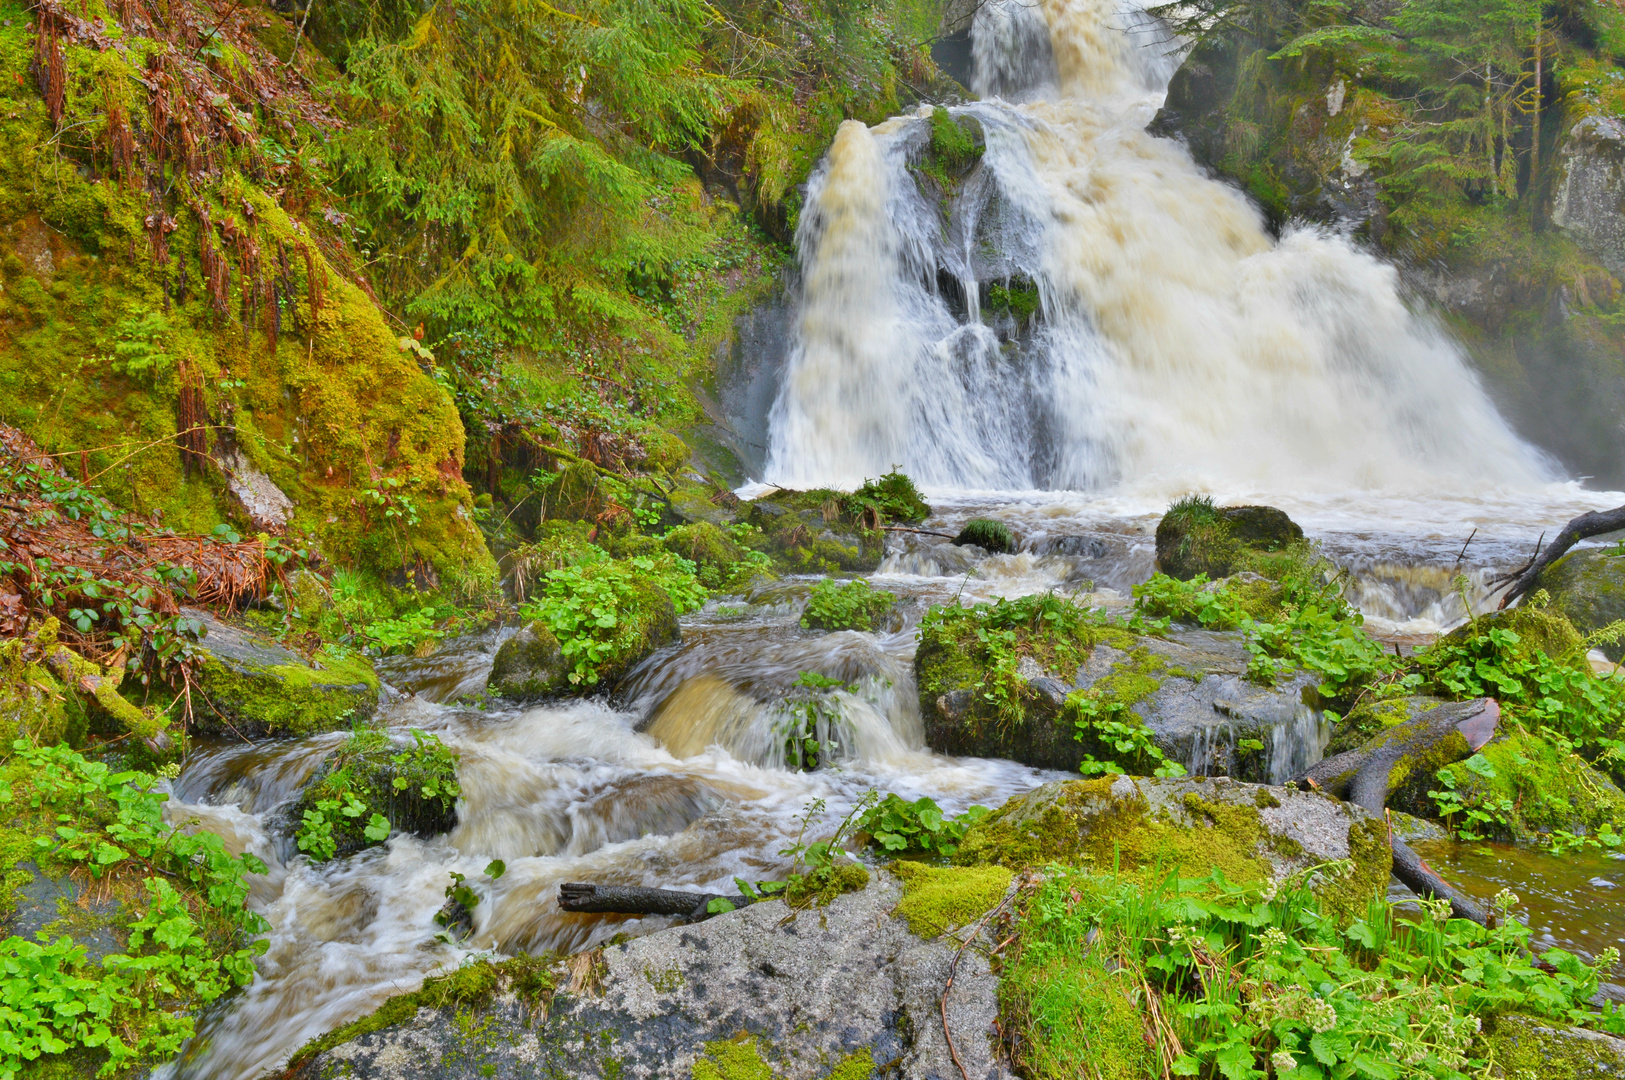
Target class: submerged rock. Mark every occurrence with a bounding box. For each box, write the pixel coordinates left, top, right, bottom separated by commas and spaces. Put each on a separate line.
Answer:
285, 868, 1009, 1080
1540, 548, 1625, 662
919, 624, 1323, 782
188, 609, 379, 738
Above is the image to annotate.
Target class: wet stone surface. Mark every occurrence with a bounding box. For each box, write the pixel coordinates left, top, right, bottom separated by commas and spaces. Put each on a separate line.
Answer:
290, 869, 1009, 1080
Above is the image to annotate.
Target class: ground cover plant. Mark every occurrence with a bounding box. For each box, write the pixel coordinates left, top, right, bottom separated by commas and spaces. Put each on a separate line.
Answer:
1002, 860, 1623, 1080
801, 578, 898, 631
0, 743, 269, 1078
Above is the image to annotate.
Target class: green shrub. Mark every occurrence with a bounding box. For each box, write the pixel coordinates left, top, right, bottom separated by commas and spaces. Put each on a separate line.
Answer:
801, 578, 897, 631
848, 470, 930, 525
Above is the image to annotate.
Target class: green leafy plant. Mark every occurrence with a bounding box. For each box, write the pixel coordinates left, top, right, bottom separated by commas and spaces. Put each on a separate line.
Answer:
772, 671, 855, 771
854, 794, 989, 858
295, 728, 461, 861
800, 578, 897, 631
1068, 694, 1187, 778
1007, 859, 1623, 1080
519, 552, 706, 684
0, 744, 270, 1077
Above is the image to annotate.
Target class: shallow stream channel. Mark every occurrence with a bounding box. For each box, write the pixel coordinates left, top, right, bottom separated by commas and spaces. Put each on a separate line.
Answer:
153, 489, 1625, 1080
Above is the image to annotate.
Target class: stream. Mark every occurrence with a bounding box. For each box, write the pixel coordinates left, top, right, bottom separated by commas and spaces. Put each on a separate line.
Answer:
156, 494, 1625, 1080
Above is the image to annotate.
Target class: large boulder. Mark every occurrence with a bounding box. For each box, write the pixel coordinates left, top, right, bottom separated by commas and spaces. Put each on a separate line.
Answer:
1432, 729, 1625, 844
744, 490, 885, 573
955, 774, 1391, 922
189, 609, 379, 738
919, 625, 1324, 783
1540, 548, 1625, 662
285, 869, 1009, 1080
1155, 499, 1304, 581
286, 728, 461, 861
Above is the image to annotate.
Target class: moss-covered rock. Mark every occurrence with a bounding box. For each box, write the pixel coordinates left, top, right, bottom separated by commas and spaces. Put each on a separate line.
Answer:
956, 775, 1391, 923
1541, 549, 1625, 661
892, 861, 1012, 938
916, 614, 1319, 782
951, 518, 1014, 554
660, 521, 773, 592
1154, 496, 1304, 581
0, 626, 73, 748
744, 490, 883, 573
487, 623, 569, 701
1440, 606, 1586, 663
1481, 1013, 1625, 1079
1435, 730, 1625, 843
288, 728, 461, 861
189, 610, 379, 738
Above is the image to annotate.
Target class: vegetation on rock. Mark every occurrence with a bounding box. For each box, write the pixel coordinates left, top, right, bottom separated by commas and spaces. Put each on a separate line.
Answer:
292, 727, 461, 861
800, 577, 898, 631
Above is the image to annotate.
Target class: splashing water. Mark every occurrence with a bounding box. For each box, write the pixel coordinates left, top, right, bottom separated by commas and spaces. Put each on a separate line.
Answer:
764, 0, 1554, 497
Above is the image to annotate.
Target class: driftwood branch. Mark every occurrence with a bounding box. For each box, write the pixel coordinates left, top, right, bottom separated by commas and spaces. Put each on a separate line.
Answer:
557, 882, 747, 921
880, 526, 956, 538
1295, 699, 1498, 925
1492, 504, 1625, 608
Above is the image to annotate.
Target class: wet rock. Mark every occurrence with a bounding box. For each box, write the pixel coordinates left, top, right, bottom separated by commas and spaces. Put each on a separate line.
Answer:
286, 728, 461, 861
952, 517, 1015, 554
1481, 1012, 1625, 1079
1554, 115, 1625, 278
919, 625, 1323, 783
1155, 499, 1303, 581
189, 609, 379, 738
743, 489, 883, 573
956, 774, 1391, 922
285, 868, 1010, 1080
1032, 534, 1110, 559
487, 622, 569, 701
1540, 548, 1625, 662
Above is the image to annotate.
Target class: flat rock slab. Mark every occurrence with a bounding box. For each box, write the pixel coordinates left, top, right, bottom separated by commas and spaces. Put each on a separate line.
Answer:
290, 870, 1011, 1080
187, 608, 380, 738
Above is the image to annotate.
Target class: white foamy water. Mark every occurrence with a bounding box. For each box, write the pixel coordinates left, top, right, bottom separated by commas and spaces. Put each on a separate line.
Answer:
159, 637, 1055, 1080
763, 0, 1566, 505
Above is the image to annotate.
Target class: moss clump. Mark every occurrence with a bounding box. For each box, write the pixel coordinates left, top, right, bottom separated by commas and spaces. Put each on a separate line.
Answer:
1435, 730, 1625, 843
0, 626, 72, 748
1540, 550, 1625, 662
285, 955, 557, 1071
691, 1035, 873, 1080
850, 470, 930, 525
1154, 496, 1304, 581
1000, 945, 1159, 1080
983, 280, 1040, 324
1479, 1013, 1625, 1079
1439, 606, 1584, 666
892, 861, 1013, 938
660, 522, 772, 592
785, 861, 870, 907
952, 518, 1015, 554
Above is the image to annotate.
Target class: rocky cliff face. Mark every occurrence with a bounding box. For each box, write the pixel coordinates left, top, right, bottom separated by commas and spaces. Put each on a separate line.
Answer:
1151, 4, 1625, 486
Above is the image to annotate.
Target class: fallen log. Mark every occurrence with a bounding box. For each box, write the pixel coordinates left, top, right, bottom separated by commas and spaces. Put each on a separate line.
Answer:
557, 882, 749, 921
1492, 504, 1625, 608
1294, 698, 1499, 925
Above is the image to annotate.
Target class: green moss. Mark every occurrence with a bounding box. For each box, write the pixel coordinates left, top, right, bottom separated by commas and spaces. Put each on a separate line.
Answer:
1328, 695, 1445, 757
1541, 550, 1625, 662
290, 727, 461, 860
692, 1034, 775, 1080
1437, 730, 1625, 842
785, 862, 870, 907
0, 629, 70, 748
952, 518, 1014, 554
1480, 1013, 1625, 1079
286, 955, 557, 1071
824, 1049, 876, 1080
892, 861, 1013, 938
1000, 948, 1159, 1080
193, 645, 379, 738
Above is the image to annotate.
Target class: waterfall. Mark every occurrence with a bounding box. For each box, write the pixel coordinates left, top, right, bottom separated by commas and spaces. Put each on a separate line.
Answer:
763, 0, 1552, 496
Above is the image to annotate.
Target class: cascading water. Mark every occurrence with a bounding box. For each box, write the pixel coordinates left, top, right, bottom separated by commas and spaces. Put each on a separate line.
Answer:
764, 0, 1553, 495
